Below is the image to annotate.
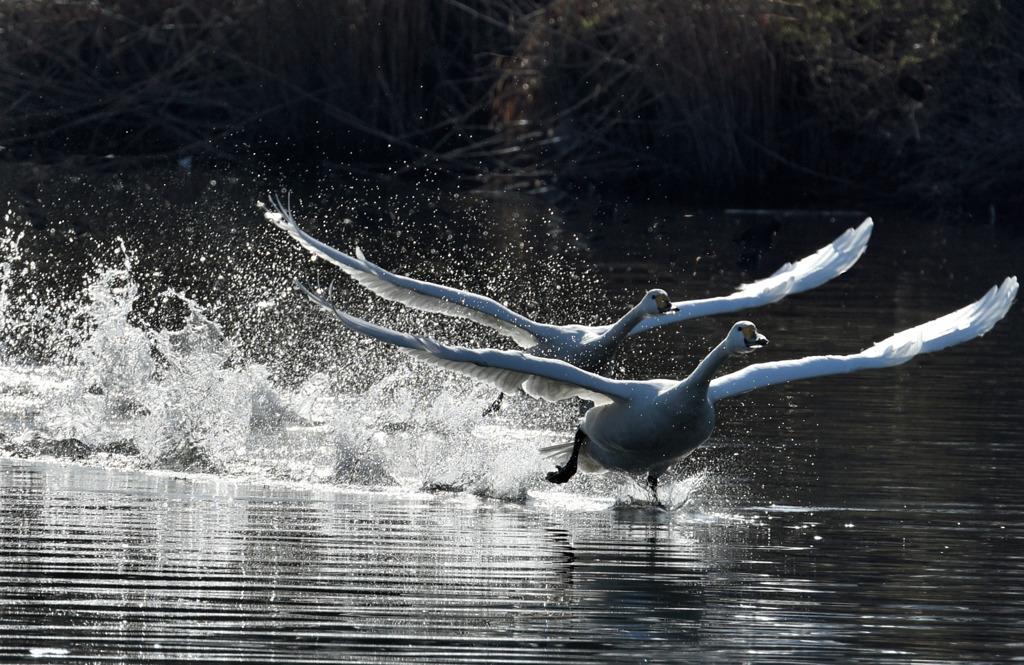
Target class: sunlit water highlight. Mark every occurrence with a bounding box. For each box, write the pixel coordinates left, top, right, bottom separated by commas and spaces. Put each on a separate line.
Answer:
2, 190, 1023, 662
0, 230, 561, 498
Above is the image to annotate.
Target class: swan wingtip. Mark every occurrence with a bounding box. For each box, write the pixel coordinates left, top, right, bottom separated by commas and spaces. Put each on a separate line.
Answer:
855, 217, 874, 244
988, 275, 1019, 321
261, 194, 302, 234
983, 276, 1018, 314
836, 217, 873, 254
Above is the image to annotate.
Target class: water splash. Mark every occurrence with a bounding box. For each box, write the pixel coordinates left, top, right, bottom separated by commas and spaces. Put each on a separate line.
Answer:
0, 236, 562, 500
0, 218, 730, 511
0, 224, 48, 364
0, 226, 18, 362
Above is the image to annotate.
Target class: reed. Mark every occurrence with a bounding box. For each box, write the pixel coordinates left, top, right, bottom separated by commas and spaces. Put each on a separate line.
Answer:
896, 0, 1024, 216
489, 0, 782, 196
1, 0, 1017, 212
0, 0, 513, 165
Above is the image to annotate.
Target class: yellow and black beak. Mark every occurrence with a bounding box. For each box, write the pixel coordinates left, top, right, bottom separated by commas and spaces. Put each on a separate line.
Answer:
743, 326, 769, 349
654, 293, 678, 313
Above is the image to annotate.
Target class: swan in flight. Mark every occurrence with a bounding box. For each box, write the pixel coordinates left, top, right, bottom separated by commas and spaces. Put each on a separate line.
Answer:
294, 276, 1017, 497
263, 197, 873, 410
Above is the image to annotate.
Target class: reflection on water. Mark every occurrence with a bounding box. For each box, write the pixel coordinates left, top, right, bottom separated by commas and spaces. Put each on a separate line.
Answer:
3, 456, 1022, 663
1, 180, 1023, 662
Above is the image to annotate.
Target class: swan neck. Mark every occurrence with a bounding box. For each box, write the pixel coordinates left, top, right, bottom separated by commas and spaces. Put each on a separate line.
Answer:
687, 339, 733, 389
603, 303, 648, 343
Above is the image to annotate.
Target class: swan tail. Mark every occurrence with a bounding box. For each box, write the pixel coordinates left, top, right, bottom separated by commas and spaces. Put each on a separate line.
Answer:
539, 440, 575, 459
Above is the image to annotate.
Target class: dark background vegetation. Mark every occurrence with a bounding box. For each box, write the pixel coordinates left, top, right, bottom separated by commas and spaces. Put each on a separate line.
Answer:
1, 0, 1023, 218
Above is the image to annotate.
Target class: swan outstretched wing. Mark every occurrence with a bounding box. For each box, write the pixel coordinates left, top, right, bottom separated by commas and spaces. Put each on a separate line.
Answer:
629, 218, 874, 336
708, 276, 1018, 403
297, 282, 632, 406
265, 196, 553, 348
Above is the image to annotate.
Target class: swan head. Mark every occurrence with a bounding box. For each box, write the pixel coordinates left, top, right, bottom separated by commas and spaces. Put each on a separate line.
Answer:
640, 289, 678, 316
726, 321, 769, 354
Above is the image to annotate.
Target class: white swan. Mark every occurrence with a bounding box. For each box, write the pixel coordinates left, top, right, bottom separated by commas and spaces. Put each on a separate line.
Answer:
263, 197, 873, 386
295, 276, 1017, 495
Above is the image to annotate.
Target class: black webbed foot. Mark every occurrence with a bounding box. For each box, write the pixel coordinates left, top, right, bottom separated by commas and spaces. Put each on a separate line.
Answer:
482, 393, 504, 416
546, 429, 586, 484
546, 462, 578, 484
646, 474, 665, 508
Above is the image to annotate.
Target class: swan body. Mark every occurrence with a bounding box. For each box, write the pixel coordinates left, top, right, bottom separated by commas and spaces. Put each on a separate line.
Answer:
264, 197, 873, 381
296, 276, 1017, 486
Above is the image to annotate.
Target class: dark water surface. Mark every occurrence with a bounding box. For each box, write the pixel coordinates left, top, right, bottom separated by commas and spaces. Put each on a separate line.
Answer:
2, 452, 1022, 664
1, 177, 1023, 663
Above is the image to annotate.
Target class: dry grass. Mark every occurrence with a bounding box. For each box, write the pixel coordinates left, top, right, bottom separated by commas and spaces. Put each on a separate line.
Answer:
489, 1, 782, 195
0, 0, 514, 167
1, 0, 1019, 211
897, 0, 1024, 215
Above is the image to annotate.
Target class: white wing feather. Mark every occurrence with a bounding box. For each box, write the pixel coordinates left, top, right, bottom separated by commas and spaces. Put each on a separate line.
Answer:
708, 276, 1018, 403
265, 196, 553, 348
296, 282, 631, 406
629, 218, 874, 335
